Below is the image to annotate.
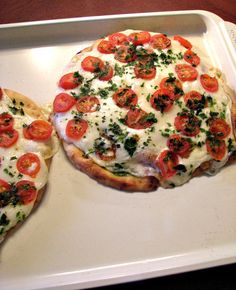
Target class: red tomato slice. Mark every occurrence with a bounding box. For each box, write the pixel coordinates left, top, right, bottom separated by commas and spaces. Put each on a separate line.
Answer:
27, 120, 53, 141
108, 32, 128, 45
150, 89, 175, 113
167, 134, 192, 158
95, 137, 116, 161
0, 129, 18, 148
134, 63, 156, 80
150, 34, 171, 49
114, 45, 136, 63
174, 35, 192, 49
112, 88, 138, 109
206, 138, 226, 161
16, 180, 37, 205
98, 64, 114, 81
0, 113, 14, 132
125, 108, 156, 129
76, 96, 100, 113
183, 50, 200, 66
174, 113, 201, 137
23, 126, 32, 140
53, 93, 76, 113
175, 64, 198, 82
136, 48, 154, 63
0, 179, 10, 193
97, 40, 115, 54
200, 74, 218, 92
184, 90, 206, 110
81, 56, 104, 72
155, 150, 179, 179
17, 153, 41, 178
160, 77, 183, 99
66, 119, 88, 140
128, 31, 151, 45
209, 118, 230, 139
59, 72, 81, 90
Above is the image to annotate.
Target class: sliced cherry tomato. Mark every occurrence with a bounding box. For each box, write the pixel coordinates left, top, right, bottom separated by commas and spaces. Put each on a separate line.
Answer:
173, 35, 192, 49
112, 88, 138, 109
184, 90, 206, 110
81, 56, 104, 72
125, 108, 156, 129
16, 153, 41, 178
26, 120, 53, 141
23, 126, 32, 140
114, 45, 136, 63
53, 93, 76, 113
59, 72, 82, 90
209, 118, 230, 139
0, 88, 3, 100
128, 31, 151, 45
16, 180, 37, 205
134, 63, 156, 80
0, 129, 18, 148
160, 76, 183, 99
76, 96, 100, 113
175, 64, 198, 82
108, 32, 128, 45
98, 64, 114, 81
94, 137, 116, 161
0, 179, 10, 193
206, 138, 226, 161
0, 113, 14, 132
136, 47, 154, 63
66, 118, 88, 140
174, 112, 201, 137
155, 150, 179, 179
150, 34, 171, 49
200, 74, 218, 92
167, 134, 192, 158
97, 40, 115, 54
183, 50, 200, 67
150, 89, 175, 113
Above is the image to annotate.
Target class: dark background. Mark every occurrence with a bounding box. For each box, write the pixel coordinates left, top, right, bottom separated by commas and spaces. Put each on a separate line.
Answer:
1, 0, 236, 289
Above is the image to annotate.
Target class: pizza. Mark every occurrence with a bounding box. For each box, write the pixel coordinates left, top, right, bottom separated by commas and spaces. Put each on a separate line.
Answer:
52, 30, 236, 192
0, 88, 58, 243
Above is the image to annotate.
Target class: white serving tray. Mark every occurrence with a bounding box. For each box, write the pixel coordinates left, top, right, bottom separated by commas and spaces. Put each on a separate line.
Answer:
0, 10, 236, 290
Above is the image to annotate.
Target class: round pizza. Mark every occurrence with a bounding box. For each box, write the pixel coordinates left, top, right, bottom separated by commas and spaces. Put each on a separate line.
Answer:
0, 88, 58, 243
52, 30, 236, 192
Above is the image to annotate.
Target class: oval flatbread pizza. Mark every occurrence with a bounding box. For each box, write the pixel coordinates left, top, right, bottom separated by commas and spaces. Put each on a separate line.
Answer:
52, 30, 236, 192
0, 88, 58, 243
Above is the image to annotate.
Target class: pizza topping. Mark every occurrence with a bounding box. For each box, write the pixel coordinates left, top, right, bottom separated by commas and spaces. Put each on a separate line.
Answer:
174, 112, 201, 137
175, 64, 198, 81
183, 50, 200, 67
0, 179, 11, 193
155, 150, 179, 179
108, 32, 128, 45
66, 118, 88, 140
150, 89, 175, 113
159, 75, 184, 99
174, 35, 192, 49
114, 44, 136, 63
184, 91, 207, 110
53, 93, 76, 113
112, 88, 138, 109
59, 72, 83, 90
97, 40, 115, 54
98, 64, 114, 81
167, 134, 192, 158
124, 135, 139, 157
0, 129, 19, 148
134, 62, 156, 80
24, 120, 53, 141
76, 96, 100, 113
206, 138, 226, 161
16, 180, 37, 205
0, 113, 14, 132
125, 108, 157, 129
200, 74, 219, 92
16, 153, 41, 178
128, 31, 151, 45
209, 118, 230, 139
150, 34, 171, 49
94, 136, 116, 161
81, 56, 104, 72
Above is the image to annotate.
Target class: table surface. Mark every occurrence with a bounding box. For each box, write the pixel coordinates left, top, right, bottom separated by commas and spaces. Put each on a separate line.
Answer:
1, 0, 236, 290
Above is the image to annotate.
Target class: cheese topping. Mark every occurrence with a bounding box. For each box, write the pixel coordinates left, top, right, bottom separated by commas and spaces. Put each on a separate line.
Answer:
53, 30, 236, 189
